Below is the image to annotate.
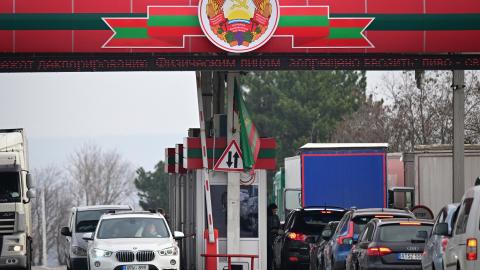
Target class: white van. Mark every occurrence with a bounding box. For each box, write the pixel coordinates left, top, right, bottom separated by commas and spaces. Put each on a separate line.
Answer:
60, 205, 132, 270
444, 185, 480, 270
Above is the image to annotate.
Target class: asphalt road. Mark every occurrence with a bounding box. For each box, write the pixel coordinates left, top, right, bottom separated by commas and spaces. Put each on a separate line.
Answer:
33, 266, 66, 270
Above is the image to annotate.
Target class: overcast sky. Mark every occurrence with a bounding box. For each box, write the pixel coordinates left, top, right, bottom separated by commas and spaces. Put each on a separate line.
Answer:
0, 71, 387, 171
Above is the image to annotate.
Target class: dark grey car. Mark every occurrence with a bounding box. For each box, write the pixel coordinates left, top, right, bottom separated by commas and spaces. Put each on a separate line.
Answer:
349, 218, 433, 270
421, 203, 460, 270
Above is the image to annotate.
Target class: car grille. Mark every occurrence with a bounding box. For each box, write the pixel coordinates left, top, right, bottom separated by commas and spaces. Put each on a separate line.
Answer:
116, 251, 135, 262
136, 250, 155, 262
0, 212, 15, 235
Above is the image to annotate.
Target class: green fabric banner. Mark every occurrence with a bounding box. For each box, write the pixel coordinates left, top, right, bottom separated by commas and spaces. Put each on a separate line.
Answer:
234, 79, 261, 170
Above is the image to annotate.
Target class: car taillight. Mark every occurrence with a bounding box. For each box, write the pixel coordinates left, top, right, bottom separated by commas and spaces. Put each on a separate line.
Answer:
337, 221, 354, 245
288, 256, 299, 262
367, 247, 392, 256
441, 238, 449, 253
467, 238, 477, 261
287, 232, 307, 241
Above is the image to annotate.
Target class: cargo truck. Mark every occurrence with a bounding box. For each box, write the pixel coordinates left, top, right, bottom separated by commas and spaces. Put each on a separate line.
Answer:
0, 129, 35, 270
300, 143, 388, 208
403, 144, 480, 216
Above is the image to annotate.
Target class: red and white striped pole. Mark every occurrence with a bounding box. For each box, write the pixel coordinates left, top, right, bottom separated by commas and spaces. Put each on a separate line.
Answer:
196, 71, 215, 243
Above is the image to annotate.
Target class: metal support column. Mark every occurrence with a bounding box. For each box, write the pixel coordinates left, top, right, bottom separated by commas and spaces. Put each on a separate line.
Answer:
452, 70, 465, 202
226, 72, 240, 255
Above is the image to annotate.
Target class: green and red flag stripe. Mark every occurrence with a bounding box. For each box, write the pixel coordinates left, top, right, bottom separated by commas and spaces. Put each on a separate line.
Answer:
164, 148, 176, 173
103, 6, 202, 48
103, 6, 372, 48
183, 137, 276, 170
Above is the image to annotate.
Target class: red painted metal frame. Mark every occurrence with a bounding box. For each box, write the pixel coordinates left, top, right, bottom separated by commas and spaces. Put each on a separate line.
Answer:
201, 253, 259, 270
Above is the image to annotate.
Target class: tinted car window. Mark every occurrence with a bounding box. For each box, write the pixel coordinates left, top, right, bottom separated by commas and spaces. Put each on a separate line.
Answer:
291, 211, 345, 235
377, 224, 433, 242
76, 210, 126, 233
456, 198, 473, 235
352, 213, 412, 235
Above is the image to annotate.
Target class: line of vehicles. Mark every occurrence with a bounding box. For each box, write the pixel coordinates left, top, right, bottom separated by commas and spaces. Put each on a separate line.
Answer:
273, 183, 480, 270
60, 205, 185, 270
270, 143, 480, 270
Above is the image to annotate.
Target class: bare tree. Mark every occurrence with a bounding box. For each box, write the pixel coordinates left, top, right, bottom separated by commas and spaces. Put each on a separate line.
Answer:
31, 166, 71, 265
67, 143, 135, 206
332, 94, 390, 143
333, 71, 480, 151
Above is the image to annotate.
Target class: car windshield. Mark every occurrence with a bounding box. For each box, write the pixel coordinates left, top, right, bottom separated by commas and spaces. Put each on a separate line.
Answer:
291, 210, 345, 235
378, 224, 433, 242
97, 218, 170, 239
76, 209, 128, 233
0, 172, 21, 203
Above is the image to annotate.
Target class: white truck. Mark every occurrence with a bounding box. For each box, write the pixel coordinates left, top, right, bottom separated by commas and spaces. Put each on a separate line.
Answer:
404, 144, 480, 216
0, 129, 35, 270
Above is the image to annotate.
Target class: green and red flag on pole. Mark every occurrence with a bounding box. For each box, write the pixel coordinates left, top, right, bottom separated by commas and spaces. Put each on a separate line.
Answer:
234, 79, 261, 171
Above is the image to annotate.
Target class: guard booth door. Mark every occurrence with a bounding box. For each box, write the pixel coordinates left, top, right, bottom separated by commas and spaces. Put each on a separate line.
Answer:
196, 170, 267, 270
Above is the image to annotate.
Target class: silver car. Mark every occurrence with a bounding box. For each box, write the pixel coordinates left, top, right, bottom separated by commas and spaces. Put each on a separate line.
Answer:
60, 205, 132, 270
422, 203, 459, 270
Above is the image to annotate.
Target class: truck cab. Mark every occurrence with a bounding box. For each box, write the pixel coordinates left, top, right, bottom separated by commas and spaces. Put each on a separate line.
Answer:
0, 129, 35, 270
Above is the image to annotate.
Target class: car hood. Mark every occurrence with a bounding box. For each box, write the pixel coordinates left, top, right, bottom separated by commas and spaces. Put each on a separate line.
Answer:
93, 238, 175, 251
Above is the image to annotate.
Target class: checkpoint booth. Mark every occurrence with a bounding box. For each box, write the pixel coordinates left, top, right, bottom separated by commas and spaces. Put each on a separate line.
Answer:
165, 133, 276, 270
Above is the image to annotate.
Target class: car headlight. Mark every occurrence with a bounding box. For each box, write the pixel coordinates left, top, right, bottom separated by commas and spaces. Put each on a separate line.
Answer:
91, 248, 113, 257
8, 245, 23, 252
72, 246, 87, 256
158, 246, 178, 256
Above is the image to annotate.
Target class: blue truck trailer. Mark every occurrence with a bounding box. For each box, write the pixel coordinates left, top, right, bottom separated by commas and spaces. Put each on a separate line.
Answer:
300, 143, 388, 209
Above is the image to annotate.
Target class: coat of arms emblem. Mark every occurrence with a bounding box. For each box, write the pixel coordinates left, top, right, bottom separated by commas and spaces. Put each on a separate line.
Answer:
199, 0, 279, 53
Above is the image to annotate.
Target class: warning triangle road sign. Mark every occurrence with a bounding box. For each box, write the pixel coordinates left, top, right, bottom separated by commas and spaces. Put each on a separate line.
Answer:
214, 140, 244, 172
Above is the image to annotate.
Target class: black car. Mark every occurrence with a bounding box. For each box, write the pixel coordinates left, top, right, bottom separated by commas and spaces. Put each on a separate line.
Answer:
272, 207, 346, 270
348, 218, 434, 270
309, 221, 339, 270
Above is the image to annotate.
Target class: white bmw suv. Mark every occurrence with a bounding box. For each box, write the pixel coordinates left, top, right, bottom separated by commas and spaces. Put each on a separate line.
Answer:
82, 211, 184, 270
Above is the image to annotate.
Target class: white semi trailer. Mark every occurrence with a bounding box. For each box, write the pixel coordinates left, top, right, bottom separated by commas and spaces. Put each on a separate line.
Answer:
404, 144, 480, 216
0, 129, 35, 270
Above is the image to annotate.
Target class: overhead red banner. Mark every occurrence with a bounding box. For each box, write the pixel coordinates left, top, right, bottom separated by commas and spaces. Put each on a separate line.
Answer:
0, 0, 480, 53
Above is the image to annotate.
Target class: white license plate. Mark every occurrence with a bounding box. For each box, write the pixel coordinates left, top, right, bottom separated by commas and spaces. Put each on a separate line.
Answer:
124, 265, 148, 270
398, 253, 422, 260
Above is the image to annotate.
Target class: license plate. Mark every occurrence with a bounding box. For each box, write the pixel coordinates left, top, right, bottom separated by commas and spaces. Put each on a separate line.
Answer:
398, 253, 422, 260
124, 265, 148, 270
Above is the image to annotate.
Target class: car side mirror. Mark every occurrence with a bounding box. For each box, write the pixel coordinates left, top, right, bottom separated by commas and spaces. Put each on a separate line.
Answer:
26, 173, 34, 189
26, 189, 36, 199
359, 242, 369, 249
82, 232, 94, 241
321, 229, 333, 240
434, 223, 449, 236
416, 230, 429, 240
60, 227, 72, 237
173, 231, 185, 240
